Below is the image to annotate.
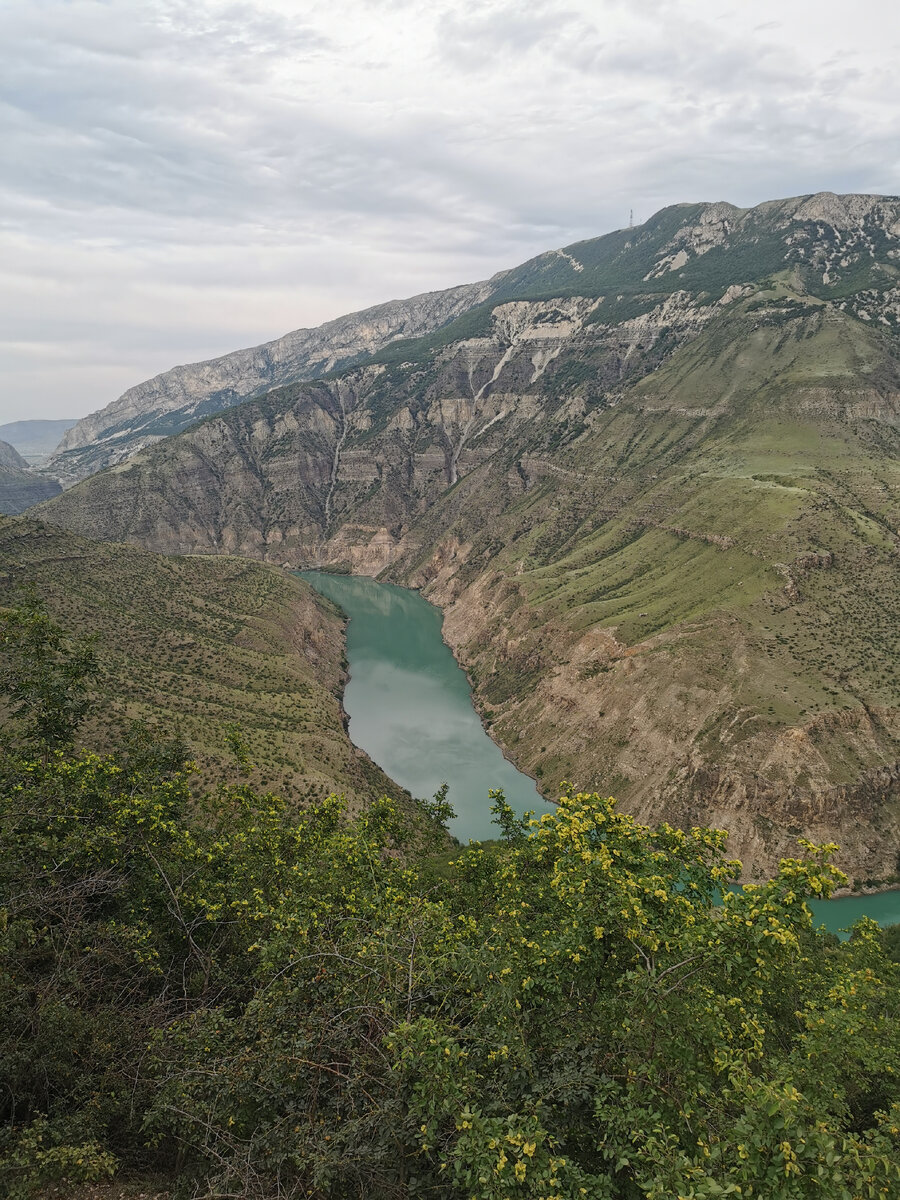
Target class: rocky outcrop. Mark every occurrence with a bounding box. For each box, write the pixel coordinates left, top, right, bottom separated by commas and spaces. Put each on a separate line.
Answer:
46, 193, 900, 490
48, 277, 506, 485
36, 194, 900, 881
36, 290, 736, 558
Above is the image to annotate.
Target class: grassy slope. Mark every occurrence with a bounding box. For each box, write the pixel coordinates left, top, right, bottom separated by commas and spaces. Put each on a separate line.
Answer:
0, 517, 405, 808
393, 299, 900, 878
28, 260, 900, 875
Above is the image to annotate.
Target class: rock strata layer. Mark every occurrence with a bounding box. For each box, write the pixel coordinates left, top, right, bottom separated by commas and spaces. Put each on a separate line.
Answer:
37, 192, 900, 882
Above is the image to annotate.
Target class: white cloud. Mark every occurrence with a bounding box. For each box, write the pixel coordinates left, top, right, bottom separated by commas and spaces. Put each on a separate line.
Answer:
0, 0, 897, 422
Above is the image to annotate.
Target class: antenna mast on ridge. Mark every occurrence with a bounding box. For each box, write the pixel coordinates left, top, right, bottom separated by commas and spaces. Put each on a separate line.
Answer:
629, 208, 634, 228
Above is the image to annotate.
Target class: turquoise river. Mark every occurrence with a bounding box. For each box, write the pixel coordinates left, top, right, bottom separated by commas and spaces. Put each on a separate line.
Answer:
301, 571, 900, 938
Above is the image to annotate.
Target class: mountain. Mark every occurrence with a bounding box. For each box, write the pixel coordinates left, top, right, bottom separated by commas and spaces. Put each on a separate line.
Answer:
0, 440, 27, 471
0, 515, 406, 808
47, 278, 502, 485
0, 438, 62, 514
47, 191, 900, 488
0, 418, 79, 462
37, 192, 900, 880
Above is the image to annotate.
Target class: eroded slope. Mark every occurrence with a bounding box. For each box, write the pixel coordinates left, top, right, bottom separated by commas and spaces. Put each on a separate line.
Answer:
36, 196, 900, 879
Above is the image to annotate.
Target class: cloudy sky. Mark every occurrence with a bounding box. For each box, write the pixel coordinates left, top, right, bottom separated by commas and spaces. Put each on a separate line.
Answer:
1, 0, 898, 425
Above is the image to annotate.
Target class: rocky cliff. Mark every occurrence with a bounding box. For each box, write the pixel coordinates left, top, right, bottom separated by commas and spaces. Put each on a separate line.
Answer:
38, 193, 900, 881
48, 191, 900, 487
48, 277, 505, 485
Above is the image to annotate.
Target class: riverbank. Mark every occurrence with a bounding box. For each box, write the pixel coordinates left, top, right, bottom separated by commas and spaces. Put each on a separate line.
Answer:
298, 570, 552, 841
298, 570, 900, 930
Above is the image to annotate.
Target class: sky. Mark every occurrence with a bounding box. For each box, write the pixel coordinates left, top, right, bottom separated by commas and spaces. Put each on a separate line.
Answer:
1, 0, 898, 425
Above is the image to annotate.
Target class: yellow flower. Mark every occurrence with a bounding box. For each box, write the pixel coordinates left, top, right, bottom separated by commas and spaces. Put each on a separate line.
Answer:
523, 1141, 536, 1157
514, 1161, 527, 1182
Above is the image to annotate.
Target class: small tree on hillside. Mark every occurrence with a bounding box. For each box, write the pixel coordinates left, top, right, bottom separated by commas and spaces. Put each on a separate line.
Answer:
0, 590, 95, 754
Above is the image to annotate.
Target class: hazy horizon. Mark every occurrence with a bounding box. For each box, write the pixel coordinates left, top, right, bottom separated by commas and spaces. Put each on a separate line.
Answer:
2, 0, 898, 425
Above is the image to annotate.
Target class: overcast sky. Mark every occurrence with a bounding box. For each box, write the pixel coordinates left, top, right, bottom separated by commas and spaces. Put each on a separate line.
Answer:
1, 0, 898, 425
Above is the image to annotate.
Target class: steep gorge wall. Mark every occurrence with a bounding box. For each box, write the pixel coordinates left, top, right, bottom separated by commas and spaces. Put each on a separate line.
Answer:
409, 547, 900, 885
36, 232, 900, 881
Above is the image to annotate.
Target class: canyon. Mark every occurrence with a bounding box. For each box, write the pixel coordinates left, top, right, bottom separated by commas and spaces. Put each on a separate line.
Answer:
36, 193, 900, 881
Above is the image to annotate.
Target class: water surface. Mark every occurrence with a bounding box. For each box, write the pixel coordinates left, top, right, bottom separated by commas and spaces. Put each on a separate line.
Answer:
300, 571, 552, 841
301, 571, 900, 932
808, 889, 900, 937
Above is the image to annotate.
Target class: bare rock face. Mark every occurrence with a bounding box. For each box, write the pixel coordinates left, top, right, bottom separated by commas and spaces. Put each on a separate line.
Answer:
38, 288, 724, 560
36, 192, 900, 881
49, 276, 505, 485
47, 191, 900, 489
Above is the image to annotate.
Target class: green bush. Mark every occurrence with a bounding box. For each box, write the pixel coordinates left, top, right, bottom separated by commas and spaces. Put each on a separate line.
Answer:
1, 605, 899, 1198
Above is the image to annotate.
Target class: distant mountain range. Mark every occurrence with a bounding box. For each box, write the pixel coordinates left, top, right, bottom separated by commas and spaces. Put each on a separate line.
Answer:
37, 191, 900, 882
0, 418, 79, 462
0, 437, 61, 514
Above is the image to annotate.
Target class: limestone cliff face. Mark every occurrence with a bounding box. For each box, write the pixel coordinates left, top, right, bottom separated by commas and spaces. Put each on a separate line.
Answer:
49, 276, 505, 486
47, 191, 900, 490
38, 291, 727, 560
37, 192, 900, 881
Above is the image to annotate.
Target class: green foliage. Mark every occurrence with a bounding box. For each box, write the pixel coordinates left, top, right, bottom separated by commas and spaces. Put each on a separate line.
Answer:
0, 1117, 117, 1200
882, 922, 900, 964
416, 779, 457, 835
3, 730, 899, 1197
224, 721, 255, 774
0, 591, 95, 753
488, 787, 532, 844
0, 517, 405, 804
1, 589, 898, 1199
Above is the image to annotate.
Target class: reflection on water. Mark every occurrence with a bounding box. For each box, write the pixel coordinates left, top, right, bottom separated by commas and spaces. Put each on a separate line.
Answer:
299, 571, 552, 841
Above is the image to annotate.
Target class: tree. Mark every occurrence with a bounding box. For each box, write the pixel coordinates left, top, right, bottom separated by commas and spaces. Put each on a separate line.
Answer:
2, 678, 899, 1199
0, 591, 95, 754
146, 789, 900, 1199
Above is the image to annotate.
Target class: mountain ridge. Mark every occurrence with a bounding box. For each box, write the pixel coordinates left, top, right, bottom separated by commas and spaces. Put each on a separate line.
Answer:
0, 437, 62, 514
0, 418, 79, 462
48, 275, 506, 484
47, 191, 900, 486
36, 192, 900, 881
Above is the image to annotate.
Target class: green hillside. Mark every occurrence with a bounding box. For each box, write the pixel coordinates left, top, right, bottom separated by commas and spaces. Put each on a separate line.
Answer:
368, 194, 900, 367
7, 192, 900, 1197
33, 200, 900, 881
377, 296, 900, 881
0, 517, 403, 807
